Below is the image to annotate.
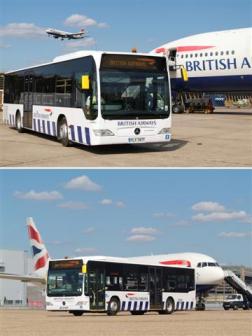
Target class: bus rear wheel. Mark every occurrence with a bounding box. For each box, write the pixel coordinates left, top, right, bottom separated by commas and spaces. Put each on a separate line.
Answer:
15, 112, 23, 133
58, 117, 70, 147
165, 297, 175, 314
107, 297, 120, 316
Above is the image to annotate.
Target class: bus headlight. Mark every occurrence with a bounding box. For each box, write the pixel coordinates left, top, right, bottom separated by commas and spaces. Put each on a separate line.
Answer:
93, 129, 115, 136
158, 128, 170, 134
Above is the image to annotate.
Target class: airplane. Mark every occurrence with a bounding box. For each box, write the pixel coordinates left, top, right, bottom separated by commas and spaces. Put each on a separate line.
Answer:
0, 218, 225, 310
152, 27, 252, 103
46, 28, 86, 40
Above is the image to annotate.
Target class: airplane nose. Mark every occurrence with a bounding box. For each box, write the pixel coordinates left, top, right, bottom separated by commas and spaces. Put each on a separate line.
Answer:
215, 267, 225, 283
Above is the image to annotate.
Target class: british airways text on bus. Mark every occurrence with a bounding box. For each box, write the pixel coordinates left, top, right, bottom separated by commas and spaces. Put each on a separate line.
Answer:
46, 257, 195, 316
3, 51, 173, 147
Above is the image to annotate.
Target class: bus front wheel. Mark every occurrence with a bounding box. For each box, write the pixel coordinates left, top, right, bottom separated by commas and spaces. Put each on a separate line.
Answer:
15, 112, 23, 133
58, 117, 70, 147
165, 297, 175, 314
107, 297, 120, 316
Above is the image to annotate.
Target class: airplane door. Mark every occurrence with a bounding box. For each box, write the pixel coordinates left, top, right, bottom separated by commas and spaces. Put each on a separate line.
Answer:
23, 75, 33, 128
88, 267, 105, 310
149, 267, 163, 309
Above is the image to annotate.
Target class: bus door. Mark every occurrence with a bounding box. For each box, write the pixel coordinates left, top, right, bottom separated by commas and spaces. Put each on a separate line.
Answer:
149, 267, 163, 309
88, 267, 105, 310
23, 75, 33, 128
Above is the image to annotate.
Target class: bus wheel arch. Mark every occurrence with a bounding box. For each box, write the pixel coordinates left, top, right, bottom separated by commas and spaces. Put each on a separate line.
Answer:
57, 115, 70, 147
107, 296, 120, 316
15, 110, 23, 133
69, 310, 84, 316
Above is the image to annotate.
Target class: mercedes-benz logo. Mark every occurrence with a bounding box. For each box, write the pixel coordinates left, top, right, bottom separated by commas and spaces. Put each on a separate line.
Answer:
134, 128, 141, 135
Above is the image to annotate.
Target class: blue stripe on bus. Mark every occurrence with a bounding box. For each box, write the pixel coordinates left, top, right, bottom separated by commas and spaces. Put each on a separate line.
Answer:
70, 125, 75, 141
77, 126, 83, 143
139, 301, 143, 311
144, 301, 148, 310
128, 302, 132, 311
9, 115, 11, 125
121, 301, 126, 311
185, 301, 189, 310
181, 302, 184, 310
52, 122, 56, 136
38, 119, 41, 132
190, 301, 193, 309
33, 119, 36, 131
47, 121, 51, 135
176, 301, 180, 310
12, 115, 15, 126
42, 120, 46, 134
133, 301, 137, 311
85, 127, 91, 145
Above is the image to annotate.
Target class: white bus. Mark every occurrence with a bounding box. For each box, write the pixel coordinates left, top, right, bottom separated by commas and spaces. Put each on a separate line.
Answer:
3, 51, 173, 146
46, 256, 196, 316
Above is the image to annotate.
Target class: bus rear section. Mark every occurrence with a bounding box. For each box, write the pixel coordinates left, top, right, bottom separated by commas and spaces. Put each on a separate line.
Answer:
46, 258, 195, 316
3, 51, 172, 147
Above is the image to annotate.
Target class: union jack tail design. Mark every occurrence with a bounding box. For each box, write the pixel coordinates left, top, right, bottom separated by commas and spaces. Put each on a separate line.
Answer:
27, 217, 49, 277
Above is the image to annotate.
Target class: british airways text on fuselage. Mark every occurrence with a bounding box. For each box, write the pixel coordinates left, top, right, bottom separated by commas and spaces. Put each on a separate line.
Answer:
185, 57, 251, 72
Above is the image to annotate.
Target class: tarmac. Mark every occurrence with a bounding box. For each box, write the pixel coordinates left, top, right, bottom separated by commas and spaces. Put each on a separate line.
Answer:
0, 309, 251, 336
0, 108, 252, 167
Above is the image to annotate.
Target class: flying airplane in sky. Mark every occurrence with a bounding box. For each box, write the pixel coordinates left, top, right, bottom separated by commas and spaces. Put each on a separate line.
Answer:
152, 27, 252, 93
46, 28, 86, 40
0, 218, 225, 309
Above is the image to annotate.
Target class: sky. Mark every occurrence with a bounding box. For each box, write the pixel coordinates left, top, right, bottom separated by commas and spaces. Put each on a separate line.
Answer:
0, 0, 251, 71
0, 169, 252, 267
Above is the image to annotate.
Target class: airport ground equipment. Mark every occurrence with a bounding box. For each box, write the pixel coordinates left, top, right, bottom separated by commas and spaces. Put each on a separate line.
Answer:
4, 51, 176, 147
223, 294, 250, 310
224, 270, 252, 308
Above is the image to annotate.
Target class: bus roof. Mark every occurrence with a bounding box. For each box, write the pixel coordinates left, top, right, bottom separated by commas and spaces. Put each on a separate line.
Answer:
49, 255, 194, 270
5, 50, 166, 74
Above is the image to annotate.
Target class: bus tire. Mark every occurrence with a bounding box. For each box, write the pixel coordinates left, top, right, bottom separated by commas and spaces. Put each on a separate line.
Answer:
58, 116, 70, 147
107, 297, 120, 316
165, 297, 175, 314
70, 311, 84, 316
15, 112, 23, 133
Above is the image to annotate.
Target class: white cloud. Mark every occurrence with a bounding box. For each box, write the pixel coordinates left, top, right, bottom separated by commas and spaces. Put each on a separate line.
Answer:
100, 199, 113, 205
74, 247, 97, 255
0, 43, 11, 48
116, 201, 125, 208
65, 37, 96, 49
58, 201, 88, 210
0, 23, 45, 38
127, 235, 156, 242
64, 14, 109, 29
153, 212, 174, 218
130, 227, 159, 235
192, 201, 225, 212
193, 211, 248, 222
65, 175, 102, 192
218, 231, 252, 238
14, 190, 63, 201
83, 227, 95, 234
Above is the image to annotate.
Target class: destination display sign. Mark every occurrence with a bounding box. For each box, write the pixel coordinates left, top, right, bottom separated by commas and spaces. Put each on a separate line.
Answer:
101, 54, 166, 71
49, 259, 83, 269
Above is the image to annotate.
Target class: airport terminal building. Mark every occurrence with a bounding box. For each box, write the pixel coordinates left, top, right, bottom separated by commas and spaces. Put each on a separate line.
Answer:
0, 249, 44, 307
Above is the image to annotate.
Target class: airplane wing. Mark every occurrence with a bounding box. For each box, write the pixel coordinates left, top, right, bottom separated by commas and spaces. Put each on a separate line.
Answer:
0, 272, 46, 284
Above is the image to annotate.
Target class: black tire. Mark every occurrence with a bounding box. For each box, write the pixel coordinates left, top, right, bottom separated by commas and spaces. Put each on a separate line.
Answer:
164, 297, 175, 314
71, 311, 84, 316
223, 307, 229, 311
57, 117, 70, 147
107, 297, 120, 316
131, 311, 145, 315
15, 112, 23, 133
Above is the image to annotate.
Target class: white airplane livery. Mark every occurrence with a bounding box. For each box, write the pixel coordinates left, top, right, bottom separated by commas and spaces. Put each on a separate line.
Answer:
46, 28, 86, 40
0, 218, 225, 304
152, 27, 252, 92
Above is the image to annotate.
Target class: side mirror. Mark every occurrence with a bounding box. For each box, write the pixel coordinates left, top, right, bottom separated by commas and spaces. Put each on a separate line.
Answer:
181, 67, 188, 81
81, 75, 90, 90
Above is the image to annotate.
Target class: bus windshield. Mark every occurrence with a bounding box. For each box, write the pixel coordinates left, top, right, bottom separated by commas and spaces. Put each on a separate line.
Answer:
100, 55, 170, 120
47, 262, 83, 297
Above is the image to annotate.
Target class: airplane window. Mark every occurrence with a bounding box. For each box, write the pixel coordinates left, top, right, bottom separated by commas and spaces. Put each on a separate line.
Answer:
208, 262, 216, 267
202, 262, 207, 267
231, 50, 235, 55
181, 55, 184, 59
205, 53, 208, 57
226, 51, 229, 55
210, 52, 213, 56
199, 53, 203, 57
185, 54, 188, 58
220, 51, 224, 56
190, 54, 193, 58
215, 52, 218, 56
195, 53, 198, 57
197, 262, 202, 267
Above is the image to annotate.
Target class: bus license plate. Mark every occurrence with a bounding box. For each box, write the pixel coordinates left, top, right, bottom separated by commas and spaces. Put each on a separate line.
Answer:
128, 137, 145, 143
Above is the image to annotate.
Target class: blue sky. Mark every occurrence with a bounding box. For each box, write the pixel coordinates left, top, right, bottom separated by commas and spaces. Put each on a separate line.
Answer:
1, 169, 252, 266
0, 0, 251, 71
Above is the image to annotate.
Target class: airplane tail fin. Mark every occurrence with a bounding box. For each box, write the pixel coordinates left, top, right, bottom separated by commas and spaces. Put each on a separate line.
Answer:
26, 217, 49, 278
